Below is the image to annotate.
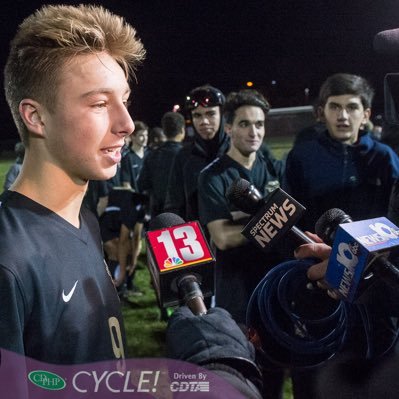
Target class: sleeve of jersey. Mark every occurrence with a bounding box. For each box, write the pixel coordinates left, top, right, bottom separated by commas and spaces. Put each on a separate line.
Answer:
137, 156, 151, 193
119, 192, 139, 230
120, 154, 131, 185
0, 266, 26, 354
198, 170, 232, 226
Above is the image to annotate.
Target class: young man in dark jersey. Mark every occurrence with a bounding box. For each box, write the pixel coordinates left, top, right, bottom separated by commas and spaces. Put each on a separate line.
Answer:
138, 111, 186, 218
120, 121, 149, 294
198, 89, 285, 399
0, 4, 145, 364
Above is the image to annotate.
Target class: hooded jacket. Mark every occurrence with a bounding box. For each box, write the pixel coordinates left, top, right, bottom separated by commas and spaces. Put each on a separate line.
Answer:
165, 118, 230, 221
283, 130, 399, 231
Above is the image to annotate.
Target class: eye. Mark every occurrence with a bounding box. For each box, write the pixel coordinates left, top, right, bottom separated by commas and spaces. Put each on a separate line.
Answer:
255, 121, 264, 128
123, 99, 132, 109
328, 104, 339, 111
347, 104, 359, 112
93, 102, 107, 108
239, 121, 249, 128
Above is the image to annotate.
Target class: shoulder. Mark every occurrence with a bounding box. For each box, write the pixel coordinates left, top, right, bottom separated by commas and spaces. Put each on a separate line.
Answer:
287, 136, 324, 161
360, 134, 399, 158
0, 194, 43, 276
172, 144, 193, 164
199, 157, 227, 181
373, 139, 398, 157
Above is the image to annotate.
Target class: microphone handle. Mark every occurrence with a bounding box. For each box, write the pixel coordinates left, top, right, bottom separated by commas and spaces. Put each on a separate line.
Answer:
290, 225, 316, 245
177, 275, 207, 316
186, 296, 207, 316
370, 257, 399, 288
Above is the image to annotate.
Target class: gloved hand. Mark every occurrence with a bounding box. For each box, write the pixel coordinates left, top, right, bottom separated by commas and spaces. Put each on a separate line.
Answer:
166, 306, 255, 365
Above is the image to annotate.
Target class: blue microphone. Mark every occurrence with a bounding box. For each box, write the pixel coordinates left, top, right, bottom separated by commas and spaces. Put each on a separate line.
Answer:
315, 208, 399, 302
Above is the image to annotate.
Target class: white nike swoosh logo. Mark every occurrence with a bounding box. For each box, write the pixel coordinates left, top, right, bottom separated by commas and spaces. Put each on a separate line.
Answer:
62, 280, 79, 303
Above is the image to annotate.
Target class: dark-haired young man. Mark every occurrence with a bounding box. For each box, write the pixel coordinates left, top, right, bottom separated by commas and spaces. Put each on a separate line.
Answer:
138, 111, 185, 218
164, 85, 230, 221
284, 73, 399, 399
198, 89, 284, 399
284, 73, 399, 232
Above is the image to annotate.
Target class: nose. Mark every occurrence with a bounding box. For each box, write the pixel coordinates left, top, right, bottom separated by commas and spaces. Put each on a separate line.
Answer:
337, 107, 349, 120
248, 124, 257, 137
200, 115, 210, 124
112, 104, 135, 137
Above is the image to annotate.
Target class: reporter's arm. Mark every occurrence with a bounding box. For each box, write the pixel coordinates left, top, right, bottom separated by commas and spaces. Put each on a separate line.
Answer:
294, 235, 336, 295
167, 306, 262, 399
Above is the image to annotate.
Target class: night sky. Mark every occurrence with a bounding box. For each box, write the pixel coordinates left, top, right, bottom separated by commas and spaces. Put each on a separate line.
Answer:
1, 0, 399, 144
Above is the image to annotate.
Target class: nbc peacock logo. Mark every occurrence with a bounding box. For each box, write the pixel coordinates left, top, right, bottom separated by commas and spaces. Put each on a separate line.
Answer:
163, 257, 184, 268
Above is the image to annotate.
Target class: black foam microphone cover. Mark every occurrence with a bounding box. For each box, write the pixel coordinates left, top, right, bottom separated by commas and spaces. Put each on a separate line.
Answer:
149, 212, 185, 231
373, 28, 399, 55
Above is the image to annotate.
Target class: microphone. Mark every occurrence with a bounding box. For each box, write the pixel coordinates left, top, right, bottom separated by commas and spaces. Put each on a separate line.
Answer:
373, 28, 399, 55
315, 208, 399, 301
145, 212, 215, 315
226, 178, 315, 251
373, 29, 399, 124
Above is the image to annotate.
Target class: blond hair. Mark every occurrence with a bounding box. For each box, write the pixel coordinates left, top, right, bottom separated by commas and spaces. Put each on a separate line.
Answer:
4, 4, 146, 143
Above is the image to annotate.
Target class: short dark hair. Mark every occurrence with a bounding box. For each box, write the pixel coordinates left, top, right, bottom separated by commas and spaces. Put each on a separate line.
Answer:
161, 112, 185, 138
132, 120, 148, 134
148, 126, 165, 143
224, 89, 270, 125
318, 73, 374, 109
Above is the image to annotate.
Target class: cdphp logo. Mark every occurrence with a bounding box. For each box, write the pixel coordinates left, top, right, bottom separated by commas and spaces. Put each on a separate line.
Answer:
28, 370, 66, 391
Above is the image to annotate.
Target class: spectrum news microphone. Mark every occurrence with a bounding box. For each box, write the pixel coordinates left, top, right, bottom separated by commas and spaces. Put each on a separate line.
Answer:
315, 208, 399, 302
145, 212, 215, 315
226, 178, 315, 251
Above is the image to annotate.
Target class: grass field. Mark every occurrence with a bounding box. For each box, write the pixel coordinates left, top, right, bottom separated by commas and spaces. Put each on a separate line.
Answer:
0, 137, 295, 397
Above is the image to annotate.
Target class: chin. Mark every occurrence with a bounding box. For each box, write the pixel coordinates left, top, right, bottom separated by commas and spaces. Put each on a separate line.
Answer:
91, 166, 117, 181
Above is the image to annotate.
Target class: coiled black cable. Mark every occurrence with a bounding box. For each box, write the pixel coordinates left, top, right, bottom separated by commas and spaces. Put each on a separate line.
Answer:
246, 258, 350, 369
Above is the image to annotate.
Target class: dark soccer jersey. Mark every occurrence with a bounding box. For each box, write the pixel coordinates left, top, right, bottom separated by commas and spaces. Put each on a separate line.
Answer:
120, 150, 145, 192
198, 153, 280, 225
198, 153, 283, 323
137, 141, 182, 217
0, 191, 126, 364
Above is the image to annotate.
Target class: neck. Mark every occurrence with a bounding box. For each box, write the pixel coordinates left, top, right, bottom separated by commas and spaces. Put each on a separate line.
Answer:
227, 147, 257, 170
11, 154, 87, 228
168, 137, 183, 143
132, 144, 144, 157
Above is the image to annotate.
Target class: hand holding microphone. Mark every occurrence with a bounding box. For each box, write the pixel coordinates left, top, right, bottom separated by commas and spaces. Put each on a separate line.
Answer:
146, 212, 215, 315
226, 178, 315, 251
166, 305, 263, 399
296, 208, 399, 302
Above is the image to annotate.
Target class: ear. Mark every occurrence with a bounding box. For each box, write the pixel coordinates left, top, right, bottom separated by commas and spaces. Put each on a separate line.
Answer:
19, 99, 45, 137
225, 123, 232, 137
363, 108, 371, 124
317, 106, 325, 122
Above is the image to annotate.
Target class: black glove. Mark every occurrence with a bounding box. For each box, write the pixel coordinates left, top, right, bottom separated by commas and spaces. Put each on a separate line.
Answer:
167, 306, 263, 399
166, 306, 255, 364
